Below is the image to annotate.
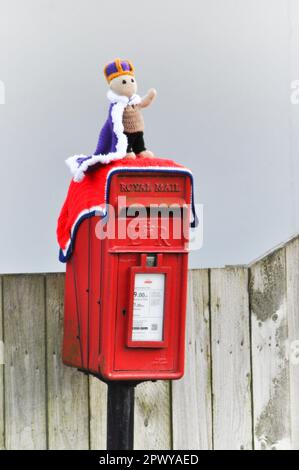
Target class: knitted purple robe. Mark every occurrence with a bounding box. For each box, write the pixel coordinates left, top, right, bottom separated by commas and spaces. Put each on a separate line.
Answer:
66, 91, 141, 182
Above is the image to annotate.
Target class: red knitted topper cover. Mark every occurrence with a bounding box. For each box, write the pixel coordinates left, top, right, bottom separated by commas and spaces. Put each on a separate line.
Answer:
57, 157, 194, 262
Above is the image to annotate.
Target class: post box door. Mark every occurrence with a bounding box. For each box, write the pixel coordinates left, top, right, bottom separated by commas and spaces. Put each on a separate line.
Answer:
114, 253, 183, 372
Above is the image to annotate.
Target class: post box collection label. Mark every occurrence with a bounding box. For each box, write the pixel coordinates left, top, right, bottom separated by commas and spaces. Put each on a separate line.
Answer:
132, 273, 165, 342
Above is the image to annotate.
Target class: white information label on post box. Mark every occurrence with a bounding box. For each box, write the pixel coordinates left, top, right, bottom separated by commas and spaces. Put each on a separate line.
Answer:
132, 273, 165, 342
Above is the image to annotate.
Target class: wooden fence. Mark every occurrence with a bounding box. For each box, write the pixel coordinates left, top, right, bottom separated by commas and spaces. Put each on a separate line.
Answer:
0, 236, 299, 450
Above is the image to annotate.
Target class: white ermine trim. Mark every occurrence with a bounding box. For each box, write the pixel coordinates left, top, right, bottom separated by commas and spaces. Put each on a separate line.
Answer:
107, 89, 128, 104
107, 89, 141, 106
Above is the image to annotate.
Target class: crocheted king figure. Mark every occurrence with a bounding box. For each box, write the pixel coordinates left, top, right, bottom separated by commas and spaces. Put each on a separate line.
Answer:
66, 58, 157, 182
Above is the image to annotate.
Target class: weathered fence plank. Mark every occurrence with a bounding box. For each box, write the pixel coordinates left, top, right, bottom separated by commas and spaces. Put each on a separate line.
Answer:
89, 376, 107, 450
134, 381, 171, 450
286, 238, 299, 449
172, 269, 212, 450
3, 275, 47, 450
250, 248, 291, 450
0, 276, 4, 449
46, 274, 89, 450
211, 267, 252, 450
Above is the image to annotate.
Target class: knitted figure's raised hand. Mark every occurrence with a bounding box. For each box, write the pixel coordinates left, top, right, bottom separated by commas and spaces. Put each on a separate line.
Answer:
140, 88, 157, 109
66, 58, 157, 182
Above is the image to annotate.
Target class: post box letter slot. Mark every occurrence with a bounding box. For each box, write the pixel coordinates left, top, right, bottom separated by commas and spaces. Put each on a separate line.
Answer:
126, 265, 171, 348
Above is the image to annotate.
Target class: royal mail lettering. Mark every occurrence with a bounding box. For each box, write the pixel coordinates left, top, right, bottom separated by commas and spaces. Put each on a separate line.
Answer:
120, 182, 181, 193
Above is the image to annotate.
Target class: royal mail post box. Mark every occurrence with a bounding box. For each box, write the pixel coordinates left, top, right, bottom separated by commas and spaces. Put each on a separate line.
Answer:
62, 169, 194, 380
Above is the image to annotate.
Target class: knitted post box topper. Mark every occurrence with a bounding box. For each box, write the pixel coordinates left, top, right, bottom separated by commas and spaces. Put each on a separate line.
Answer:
66, 58, 157, 182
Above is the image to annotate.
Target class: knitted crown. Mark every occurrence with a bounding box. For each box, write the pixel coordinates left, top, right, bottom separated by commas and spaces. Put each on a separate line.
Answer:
104, 58, 135, 83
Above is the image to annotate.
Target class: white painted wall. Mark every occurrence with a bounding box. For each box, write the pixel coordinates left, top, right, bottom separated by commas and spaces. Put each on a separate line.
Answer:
0, 0, 299, 273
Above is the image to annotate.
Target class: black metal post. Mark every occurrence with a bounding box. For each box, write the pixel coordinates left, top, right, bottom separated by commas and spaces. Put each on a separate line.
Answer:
107, 382, 136, 450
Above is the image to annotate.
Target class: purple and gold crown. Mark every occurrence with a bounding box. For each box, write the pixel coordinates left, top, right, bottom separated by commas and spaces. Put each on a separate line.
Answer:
104, 58, 135, 83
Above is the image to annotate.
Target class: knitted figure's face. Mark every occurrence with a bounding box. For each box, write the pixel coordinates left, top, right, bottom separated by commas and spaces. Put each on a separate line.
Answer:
109, 74, 137, 98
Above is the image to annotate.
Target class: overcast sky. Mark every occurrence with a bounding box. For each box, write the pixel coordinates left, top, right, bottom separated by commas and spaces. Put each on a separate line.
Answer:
0, 0, 299, 273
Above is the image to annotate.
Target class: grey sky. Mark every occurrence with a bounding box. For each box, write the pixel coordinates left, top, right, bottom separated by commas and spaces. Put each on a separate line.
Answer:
0, 0, 299, 273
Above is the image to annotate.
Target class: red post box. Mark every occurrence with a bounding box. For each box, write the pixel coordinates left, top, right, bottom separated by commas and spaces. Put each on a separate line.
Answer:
62, 168, 194, 381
